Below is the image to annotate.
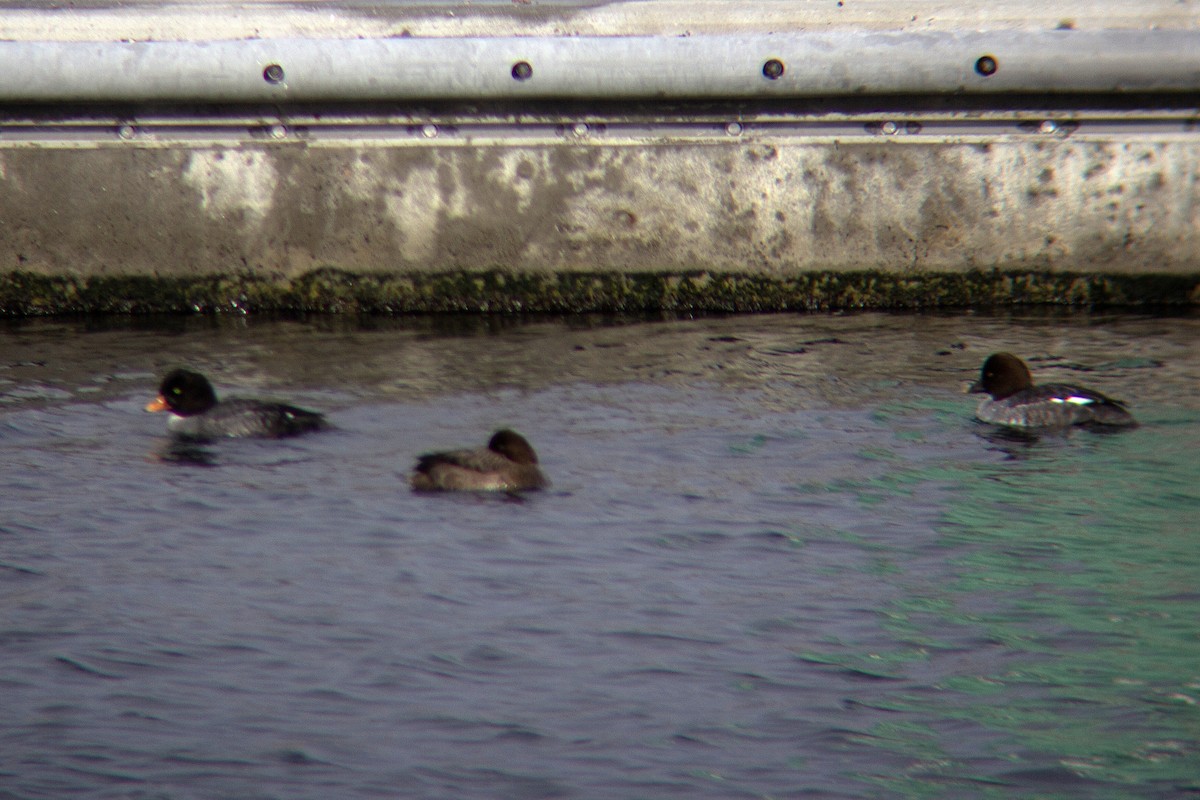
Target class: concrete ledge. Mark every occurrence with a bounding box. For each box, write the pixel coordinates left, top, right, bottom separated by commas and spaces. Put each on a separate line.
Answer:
3, 269, 1197, 315
3, 0, 1196, 41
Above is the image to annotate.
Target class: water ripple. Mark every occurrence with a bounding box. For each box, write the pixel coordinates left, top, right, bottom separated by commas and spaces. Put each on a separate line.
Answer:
2, 311, 1199, 799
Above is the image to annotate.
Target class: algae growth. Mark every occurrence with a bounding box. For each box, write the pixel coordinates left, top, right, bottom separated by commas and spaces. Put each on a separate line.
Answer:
1, 269, 1197, 316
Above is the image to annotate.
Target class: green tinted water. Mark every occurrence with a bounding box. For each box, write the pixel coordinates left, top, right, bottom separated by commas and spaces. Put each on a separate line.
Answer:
830, 406, 1200, 797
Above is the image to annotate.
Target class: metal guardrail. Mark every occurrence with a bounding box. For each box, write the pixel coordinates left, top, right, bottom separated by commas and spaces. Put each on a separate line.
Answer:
0, 113, 1195, 147
0, 30, 1197, 103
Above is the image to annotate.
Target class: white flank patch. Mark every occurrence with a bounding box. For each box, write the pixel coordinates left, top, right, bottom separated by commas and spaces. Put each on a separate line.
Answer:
1050, 396, 1094, 406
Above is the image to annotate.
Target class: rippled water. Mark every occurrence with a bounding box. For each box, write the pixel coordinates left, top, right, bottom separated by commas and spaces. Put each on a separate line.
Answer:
3, 311, 1199, 799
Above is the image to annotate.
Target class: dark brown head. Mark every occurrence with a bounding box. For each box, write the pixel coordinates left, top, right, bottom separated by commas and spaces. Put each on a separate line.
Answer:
487, 429, 539, 465
146, 369, 218, 416
970, 352, 1035, 400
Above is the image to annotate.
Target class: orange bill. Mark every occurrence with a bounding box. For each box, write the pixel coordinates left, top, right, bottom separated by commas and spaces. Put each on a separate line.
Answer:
145, 395, 169, 412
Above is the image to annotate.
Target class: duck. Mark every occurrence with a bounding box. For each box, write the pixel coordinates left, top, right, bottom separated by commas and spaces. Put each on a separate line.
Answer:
969, 352, 1136, 429
410, 429, 548, 492
145, 368, 327, 440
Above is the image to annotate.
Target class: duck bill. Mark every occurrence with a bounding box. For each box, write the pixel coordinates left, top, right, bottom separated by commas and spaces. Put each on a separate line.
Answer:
967, 381, 985, 395
145, 395, 169, 412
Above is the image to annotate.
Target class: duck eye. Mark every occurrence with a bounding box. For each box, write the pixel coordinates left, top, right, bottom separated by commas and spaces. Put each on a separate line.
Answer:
172, 387, 182, 395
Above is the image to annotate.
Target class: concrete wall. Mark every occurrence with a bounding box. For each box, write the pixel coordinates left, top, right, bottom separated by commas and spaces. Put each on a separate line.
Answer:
2, 137, 1195, 279
1, 0, 1197, 312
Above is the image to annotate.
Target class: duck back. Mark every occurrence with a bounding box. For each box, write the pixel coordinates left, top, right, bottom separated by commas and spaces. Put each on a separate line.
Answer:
168, 398, 327, 440
976, 384, 1136, 428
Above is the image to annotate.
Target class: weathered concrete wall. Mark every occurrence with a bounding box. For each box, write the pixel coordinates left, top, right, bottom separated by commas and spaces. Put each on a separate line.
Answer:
2, 137, 1196, 278
0, 0, 1197, 312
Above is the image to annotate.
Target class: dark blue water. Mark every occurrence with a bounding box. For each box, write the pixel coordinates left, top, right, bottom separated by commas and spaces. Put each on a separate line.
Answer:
3, 312, 1199, 799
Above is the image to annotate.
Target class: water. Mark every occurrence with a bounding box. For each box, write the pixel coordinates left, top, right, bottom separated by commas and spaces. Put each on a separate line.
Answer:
2, 311, 1199, 799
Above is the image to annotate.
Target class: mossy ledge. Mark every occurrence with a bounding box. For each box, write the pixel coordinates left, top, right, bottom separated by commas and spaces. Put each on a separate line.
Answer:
2, 269, 1198, 315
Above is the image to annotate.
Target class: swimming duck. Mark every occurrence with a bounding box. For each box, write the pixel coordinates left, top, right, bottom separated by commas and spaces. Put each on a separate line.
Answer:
969, 352, 1136, 429
410, 429, 548, 492
145, 368, 327, 440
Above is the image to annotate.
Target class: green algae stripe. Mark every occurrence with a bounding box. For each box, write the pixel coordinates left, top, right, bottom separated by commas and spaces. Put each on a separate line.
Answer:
2, 269, 1198, 315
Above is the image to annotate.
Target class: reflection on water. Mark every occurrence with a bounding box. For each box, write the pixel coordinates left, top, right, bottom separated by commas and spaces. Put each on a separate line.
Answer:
156, 439, 221, 466
2, 311, 1199, 799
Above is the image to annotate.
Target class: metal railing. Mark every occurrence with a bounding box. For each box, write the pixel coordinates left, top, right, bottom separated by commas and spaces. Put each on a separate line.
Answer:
0, 30, 1197, 103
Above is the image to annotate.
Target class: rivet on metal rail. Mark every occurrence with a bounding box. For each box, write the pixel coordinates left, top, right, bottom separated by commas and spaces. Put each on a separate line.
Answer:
974, 55, 998, 77
762, 59, 785, 80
